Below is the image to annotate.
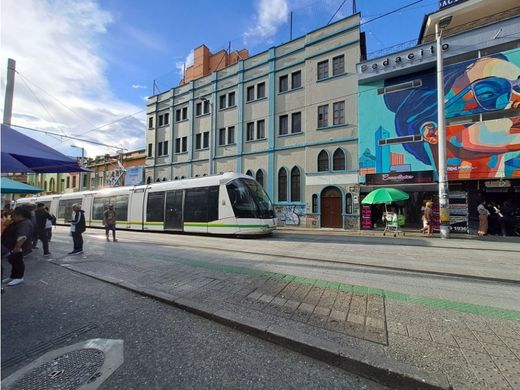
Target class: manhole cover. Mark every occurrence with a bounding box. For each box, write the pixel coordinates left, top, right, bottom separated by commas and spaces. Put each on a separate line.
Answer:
12, 348, 104, 390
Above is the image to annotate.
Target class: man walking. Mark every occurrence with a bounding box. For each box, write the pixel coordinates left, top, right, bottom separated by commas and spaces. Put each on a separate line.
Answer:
2, 207, 33, 286
103, 204, 117, 242
69, 203, 86, 254
34, 203, 51, 256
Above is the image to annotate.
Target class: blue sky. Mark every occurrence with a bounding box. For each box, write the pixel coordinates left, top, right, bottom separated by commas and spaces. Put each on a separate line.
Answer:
1, 0, 437, 158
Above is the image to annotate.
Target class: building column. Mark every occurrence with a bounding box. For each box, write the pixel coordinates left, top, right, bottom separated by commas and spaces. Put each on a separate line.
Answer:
267, 47, 276, 200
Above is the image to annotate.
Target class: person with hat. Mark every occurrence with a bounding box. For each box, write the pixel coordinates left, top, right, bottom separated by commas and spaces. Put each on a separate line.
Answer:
34, 202, 52, 256
103, 204, 117, 242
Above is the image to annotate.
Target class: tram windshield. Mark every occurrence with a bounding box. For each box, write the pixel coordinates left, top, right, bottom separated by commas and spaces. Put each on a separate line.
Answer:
226, 178, 275, 219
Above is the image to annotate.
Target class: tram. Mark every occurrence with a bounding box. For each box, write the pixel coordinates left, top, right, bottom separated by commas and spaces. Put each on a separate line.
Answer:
16, 173, 277, 236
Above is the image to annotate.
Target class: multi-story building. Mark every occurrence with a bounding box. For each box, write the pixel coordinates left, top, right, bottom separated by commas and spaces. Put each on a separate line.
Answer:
145, 14, 365, 229
357, 0, 520, 233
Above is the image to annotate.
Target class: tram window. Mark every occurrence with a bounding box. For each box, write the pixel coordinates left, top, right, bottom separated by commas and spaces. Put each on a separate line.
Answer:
93, 197, 110, 220
57, 199, 81, 220
184, 188, 209, 222
115, 195, 129, 221
227, 178, 274, 219
208, 186, 219, 221
146, 192, 165, 222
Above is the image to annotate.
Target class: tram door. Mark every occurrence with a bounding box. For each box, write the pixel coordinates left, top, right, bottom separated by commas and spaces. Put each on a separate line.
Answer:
164, 190, 183, 231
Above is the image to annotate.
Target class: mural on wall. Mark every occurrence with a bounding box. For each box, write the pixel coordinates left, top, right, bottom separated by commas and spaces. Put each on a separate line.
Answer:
359, 49, 520, 179
274, 205, 305, 226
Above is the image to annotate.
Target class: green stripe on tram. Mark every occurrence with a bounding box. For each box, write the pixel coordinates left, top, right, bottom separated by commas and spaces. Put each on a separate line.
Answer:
87, 220, 269, 228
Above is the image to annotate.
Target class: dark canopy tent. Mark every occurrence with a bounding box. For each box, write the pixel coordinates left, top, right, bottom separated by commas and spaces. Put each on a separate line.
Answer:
1, 124, 89, 173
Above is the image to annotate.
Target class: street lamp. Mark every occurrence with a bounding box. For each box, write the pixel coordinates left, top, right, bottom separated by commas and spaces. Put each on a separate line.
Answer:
200, 96, 213, 175
436, 15, 452, 239
71, 145, 85, 192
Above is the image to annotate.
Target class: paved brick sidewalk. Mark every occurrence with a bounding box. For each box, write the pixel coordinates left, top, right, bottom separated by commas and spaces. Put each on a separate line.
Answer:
45, 235, 520, 390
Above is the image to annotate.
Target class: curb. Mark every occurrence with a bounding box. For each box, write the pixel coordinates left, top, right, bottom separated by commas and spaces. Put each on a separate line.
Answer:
57, 263, 449, 390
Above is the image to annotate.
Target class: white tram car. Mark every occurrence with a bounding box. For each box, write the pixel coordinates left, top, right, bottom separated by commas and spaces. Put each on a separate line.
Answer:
17, 173, 277, 235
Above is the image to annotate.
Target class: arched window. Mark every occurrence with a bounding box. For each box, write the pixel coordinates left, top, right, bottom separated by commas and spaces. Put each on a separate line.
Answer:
333, 148, 346, 171
246, 170, 253, 177
345, 193, 353, 214
147, 177, 152, 184
49, 178, 55, 192
256, 170, 264, 188
174, 176, 179, 180
312, 194, 318, 213
195, 174, 199, 177
44, 181, 48, 190
162, 178, 167, 181
181, 176, 185, 179
290, 167, 301, 202
156, 178, 161, 182
318, 150, 329, 172
278, 168, 287, 202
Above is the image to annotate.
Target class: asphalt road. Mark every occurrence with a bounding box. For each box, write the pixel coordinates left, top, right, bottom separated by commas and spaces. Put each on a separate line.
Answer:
1, 253, 386, 389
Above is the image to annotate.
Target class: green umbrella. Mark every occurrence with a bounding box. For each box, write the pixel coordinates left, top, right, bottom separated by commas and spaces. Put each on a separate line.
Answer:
361, 187, 409, 204
0, 177, 43, 194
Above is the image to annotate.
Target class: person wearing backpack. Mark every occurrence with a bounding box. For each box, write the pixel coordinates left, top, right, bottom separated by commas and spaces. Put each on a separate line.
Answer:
103, 204, 118, 242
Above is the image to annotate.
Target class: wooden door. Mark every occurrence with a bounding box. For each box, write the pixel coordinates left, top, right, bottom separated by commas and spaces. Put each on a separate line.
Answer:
321, 187, 342, 228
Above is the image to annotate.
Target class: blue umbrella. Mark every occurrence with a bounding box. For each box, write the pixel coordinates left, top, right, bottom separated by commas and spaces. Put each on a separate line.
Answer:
1, 124, 89, 173
1, 177, 42, 194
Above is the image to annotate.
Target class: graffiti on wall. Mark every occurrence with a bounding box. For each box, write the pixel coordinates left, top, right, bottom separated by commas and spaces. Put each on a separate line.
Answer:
274, 205, 305, 226
359, 49, 520, 179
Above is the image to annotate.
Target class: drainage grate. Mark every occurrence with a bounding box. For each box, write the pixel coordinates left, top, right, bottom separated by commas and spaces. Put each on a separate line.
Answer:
11, 349, 104, 390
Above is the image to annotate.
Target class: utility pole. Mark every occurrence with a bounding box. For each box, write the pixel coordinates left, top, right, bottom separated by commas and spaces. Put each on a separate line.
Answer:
3, 58, 16, 126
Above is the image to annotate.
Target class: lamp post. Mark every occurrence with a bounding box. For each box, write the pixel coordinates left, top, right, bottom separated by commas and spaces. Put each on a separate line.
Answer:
200, 97, 212, 175
436, 16, 452, 239
71, 145, 85, 192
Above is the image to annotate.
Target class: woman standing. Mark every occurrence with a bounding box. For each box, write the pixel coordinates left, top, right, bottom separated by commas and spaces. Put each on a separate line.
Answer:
69, 203, 86, 254
423, 201, 434, 236
477, 201, 490, 236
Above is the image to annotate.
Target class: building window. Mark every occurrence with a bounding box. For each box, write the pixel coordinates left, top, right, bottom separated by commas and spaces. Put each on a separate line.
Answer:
72, 176, 77, 188
147, 143, 152, 157
196, 133, 202, 150
182, 107, 188, 120
257, 119, 265, 139
318, 105, 328, 128
333, 101, 345, 125
256, 170, 264, 187
181, 137, 187, 152
159, 115, 163, 126
219, 95, 226, 109
279, 115, 288, 135
196, 102, 202, 116
148, 117, 153, 129
227, 126, 235, 144
290, 167, 300, 202
228, 92, 236, 107
333, 148, 346, 171
49, 178, 55, 192
257, 82, 265, 98
219, 128, 226, 145
158, 142, 163, 156
247, 86, 255, 102
175, 138, 181, 153
175, 109, 181, 122
318, 150, 329, 172
312, 194, 318, 213
203, 131, 209, 148
317, 60, 329, 80
163, 140, 168, 155
66, 176, 70, 188
246, 170, 253, 177
278, 168, 287, 202
332, 55, 345, 76
203, 100, 210, 114
279, 75, 288, 93
292, 71, 301, 89
291, 112, 301, 133
246, 122, 254, 141
346, 193, 353, 214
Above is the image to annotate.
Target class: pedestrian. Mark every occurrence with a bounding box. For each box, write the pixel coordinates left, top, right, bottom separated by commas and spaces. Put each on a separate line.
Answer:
103, 204, 118, 242
1, 206, 34, 286
34, 203, 51, 256
423, 201, 434, 236
44, 206, 55, 242
477, 201, 490, 236
69, 203, 86, 255
420, 201, 428, 233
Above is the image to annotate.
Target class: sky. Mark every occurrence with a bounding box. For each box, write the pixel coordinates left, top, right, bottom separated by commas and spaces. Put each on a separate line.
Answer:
1, 0, 438, 160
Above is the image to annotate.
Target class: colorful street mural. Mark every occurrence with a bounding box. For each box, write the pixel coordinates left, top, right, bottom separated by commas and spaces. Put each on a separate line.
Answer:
359, 48, 520, 179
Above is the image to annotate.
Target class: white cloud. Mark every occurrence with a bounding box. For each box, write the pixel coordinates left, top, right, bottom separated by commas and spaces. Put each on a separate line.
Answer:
175, 50, 195, 78
132, 84, 147, 89
243, 0, 289, 44
1, 0, 145, 158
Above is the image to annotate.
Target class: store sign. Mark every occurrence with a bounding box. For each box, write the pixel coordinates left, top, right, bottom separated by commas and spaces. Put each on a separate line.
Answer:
358, 44, 449, 74
125, 166, 144, 186
439, 0, 470, 10
365, 170, 434, 185
484, 180, 511, 188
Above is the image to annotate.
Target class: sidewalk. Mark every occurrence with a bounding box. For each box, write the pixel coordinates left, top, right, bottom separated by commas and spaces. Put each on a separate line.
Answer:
43, 231, 520, 390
